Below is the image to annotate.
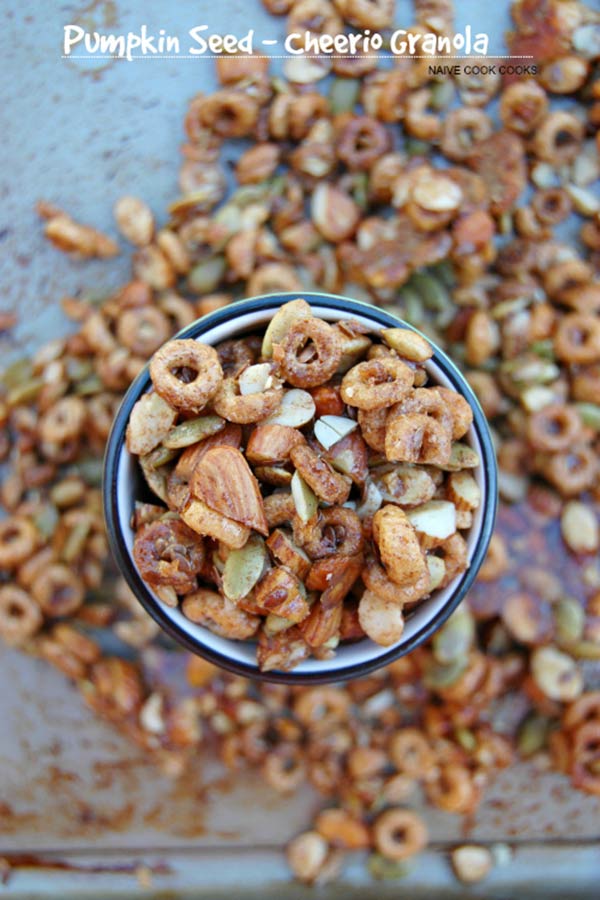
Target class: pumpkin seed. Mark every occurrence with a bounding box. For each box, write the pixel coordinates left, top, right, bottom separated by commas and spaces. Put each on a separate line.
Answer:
33, 503, 59, 539
187, 256, 226, 294
7, 378, 43, 406
554, 597, 585, 645
143, 445, 179, 469
367, 854, 413, 881
0, 357, 32, 389
576, 403, 600, 431
291, 471, 318, 523
163, 415, 225, 449
328, 77, 361, 115
437, 443, 480, 472
424, 656, 467, 689
432, 605, 475, 664
222, 535, 268, 602
517, 713, 552, 757
263, 389, 316, 428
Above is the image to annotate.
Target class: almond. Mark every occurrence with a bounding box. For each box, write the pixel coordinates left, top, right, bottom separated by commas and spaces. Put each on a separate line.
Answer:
126, 392, 177, 455
254, 567, 310, 623
298, 599, 342, 648
190, 446, 268, 536
262, 388, 316, 428
181, 499, 251, 550
447, 471, 481, 511
406, 500, 457, 541
239, 363, 273, 396
266, 529, 311, 580
291, 471, 319, 523
246, 424, 306, 465
380, 328, 433, 362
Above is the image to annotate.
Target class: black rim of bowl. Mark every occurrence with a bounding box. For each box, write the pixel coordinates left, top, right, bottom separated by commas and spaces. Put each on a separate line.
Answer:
103, 292, 498, 685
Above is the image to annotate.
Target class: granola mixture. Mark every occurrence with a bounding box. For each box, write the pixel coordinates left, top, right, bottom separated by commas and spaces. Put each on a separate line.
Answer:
1, 0, 600, 886
125, 303, 480, 669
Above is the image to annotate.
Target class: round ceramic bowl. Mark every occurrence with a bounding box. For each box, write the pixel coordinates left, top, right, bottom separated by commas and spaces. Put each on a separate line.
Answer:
104, 293, 497, 684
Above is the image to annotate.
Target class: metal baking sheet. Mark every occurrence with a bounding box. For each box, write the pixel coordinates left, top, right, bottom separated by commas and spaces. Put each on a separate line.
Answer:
1, 0, 600, 895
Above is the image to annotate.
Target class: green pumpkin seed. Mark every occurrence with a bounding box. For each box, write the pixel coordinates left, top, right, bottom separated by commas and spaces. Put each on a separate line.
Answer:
433, 606, 475, 664
76, 458, 104, 487
554, 597, 585, 645
142, 445, 179, 469
410, 272, 451, 312
517, 714, 552, 757
7, 378, 43, 406
163, 415, 225, 450
62, 517, 92, 563
367, 854, 413, 881
328, 77, 360, 115
0, 357, 33, 389
222, 535, 268, 601
424, 657, 467, 689
187, 256, 226, 295
576, 403, 600, 431
74, 374, 104, 396
564, 640, 600, 660
33, 503, 59, 539
454, 727, 477, 752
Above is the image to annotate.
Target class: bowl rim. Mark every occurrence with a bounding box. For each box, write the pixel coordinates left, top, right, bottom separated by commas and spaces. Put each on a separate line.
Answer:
103, 291, 498, 685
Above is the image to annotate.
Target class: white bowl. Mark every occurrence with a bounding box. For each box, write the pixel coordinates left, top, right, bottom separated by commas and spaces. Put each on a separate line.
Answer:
104, 293, 498, 684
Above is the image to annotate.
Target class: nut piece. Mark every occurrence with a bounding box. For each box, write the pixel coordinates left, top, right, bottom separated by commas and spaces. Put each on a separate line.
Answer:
312, 183, 360, 243
191, 446, 268, 536
126, 392, 178, 455
246, 424, 306, 465
113, 196, 154, 246
447, 472, 481, 511
286, 831, 329, 884
314, 415, 358, 451
181, 499, 251, 550
255, 567, 310, 623
239, 363, 274, 396
451, 845, 494, 884
406, 501, 458, 542
266, 529, 311, 580
531, 646, 583, 701
561, 501, 599, 554
381, 328, 433, 362
262, 389, 316, 428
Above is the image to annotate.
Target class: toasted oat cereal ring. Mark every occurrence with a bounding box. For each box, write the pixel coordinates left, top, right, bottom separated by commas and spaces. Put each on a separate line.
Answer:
441, 107, 493, 161
554, 314, 600, 365
264, 492, 296, 529
197, 90, 259, 138
301, 506, 363, 559
357, 406, 388, 452
388, 728, 436, 778
499, 80, 548, 134
216, 338, 259, 377
373, 808, 428, 861
432, 533, 468, 588
341, 357, 414, 410
39, 396, 87, 444
572, 723, 600, 796
262, 746, 306, 793
0, 585, 43, 646
274, 317, 342, 389
373, 505, 427, 588
563, 692, 600, 731
0, 516, 38, 569
293, 685, 350, 727
386, 390, 453, 466
337, 115, 391, 170
527, 403, 582, 452
532, 111, 584, 165
150, 339, 223, 412
116, 306, 171, 357
213, 377, 282, 424
133, 519, 205, 593
429, 387, 473, 440
541, 445, 598, 497
425, 763, 478, 813
31, 564, 85, 617
363, 551, 430, 606
290, 443, 351, 505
